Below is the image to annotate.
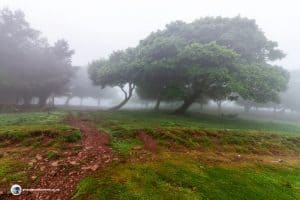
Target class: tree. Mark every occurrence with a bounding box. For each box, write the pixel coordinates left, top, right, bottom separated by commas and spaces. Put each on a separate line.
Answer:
0, 9, 75, 107
138, 16, 288, 114
88, 16, 289, 114
88, 48, 140, 110
65, 66, 118, 107
135, 36, 185, 111
173, 42, 239, 114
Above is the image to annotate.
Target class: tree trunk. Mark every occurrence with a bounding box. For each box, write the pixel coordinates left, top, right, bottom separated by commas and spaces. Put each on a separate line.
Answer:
108, 83, 135, 111
23, 96, 32, 107
109, 96, 131, 111
80, 98, 84, 107
49, 95, 55, 107
174, 93, 199, 114
217, 101, 222, 113
244, 105, 250, 113
64, 96, 72, 106
154, 95, 161, 112
97, 97, 101, 107
200, 103, 204, 111
38, 95, 48, 107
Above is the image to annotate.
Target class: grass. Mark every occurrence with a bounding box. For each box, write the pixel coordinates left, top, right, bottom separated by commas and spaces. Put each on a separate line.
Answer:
71, 110, 300, 199
0, 111, 66, 126
73, 154, 300, 200
0, 158, 27, 185
92, 110, 300, 136
0, 111, 81, 147
91, 110, 300, 155
1, 109, 300, 199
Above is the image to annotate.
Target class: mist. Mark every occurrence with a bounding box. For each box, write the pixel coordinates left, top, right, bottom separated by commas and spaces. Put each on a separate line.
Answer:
0, 1, 300, 120
2, 2, 300, 199
1, 0, 299, 70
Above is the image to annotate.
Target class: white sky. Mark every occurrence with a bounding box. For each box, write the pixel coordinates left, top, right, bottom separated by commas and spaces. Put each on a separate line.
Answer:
0, 0, 299, 70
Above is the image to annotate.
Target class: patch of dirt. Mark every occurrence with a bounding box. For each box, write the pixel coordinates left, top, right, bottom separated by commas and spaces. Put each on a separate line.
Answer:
5, 113, 114, 200
136, 130, 158, 153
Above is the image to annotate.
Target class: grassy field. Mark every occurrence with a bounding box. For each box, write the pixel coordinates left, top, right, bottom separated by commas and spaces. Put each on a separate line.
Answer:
90, 110, 300, 155
74, 110, 300, 200
0, 111, 81, 147
1, 110, 300, 199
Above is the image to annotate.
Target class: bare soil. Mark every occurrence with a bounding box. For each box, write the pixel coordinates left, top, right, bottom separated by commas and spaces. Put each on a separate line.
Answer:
136, 130, 158, 153
6, 114, 114, 200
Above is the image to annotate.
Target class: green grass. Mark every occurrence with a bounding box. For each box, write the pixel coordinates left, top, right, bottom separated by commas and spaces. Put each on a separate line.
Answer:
0, 158, 27, 185
92, 110, 300, 136
0, 111, 81, 147
74, 155, 300, 200
72, 110, 300, 199
0, 111, 66, 126
91, 110, 300, 155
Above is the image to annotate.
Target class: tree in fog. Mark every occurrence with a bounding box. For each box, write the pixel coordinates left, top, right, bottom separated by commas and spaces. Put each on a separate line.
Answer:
88, 48, 140, 110
135, 36, 185, 111
280, 70, 300, 112
88, 16, 289, 113
65, 67, 118, 106
235, 64, 289, 111
0, 9, 75, 107
137, 16, 288, 114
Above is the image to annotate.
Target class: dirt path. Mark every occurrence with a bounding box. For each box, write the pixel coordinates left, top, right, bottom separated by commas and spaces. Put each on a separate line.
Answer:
9, 114, 114, 200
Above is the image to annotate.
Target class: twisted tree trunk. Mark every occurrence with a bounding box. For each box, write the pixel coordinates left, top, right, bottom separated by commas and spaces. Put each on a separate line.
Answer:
174, 92, 199, 114
108, 83, 135, 111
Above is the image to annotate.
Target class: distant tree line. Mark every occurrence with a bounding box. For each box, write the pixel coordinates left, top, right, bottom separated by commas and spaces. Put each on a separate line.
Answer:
0, 9, 74, 108
64, 66, 118, 107
89, 16, 289, 114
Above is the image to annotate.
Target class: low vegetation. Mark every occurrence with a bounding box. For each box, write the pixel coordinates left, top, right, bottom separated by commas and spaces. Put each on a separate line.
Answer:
73, 110, 300, 199
0, 111, 81, 147
74, 154, 300, 200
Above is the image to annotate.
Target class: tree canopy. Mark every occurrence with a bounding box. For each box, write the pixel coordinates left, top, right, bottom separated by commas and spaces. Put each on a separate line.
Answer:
88, 16, 289, 113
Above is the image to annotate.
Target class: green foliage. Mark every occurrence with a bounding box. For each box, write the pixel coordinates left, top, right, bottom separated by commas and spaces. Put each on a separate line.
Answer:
237, 64, 289, 104
88, 49, 140, 110
88, 16, 289, 112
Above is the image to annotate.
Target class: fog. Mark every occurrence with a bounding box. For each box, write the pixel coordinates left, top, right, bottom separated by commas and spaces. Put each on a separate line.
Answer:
1, 0, 299, 70
0, 1, 300, 122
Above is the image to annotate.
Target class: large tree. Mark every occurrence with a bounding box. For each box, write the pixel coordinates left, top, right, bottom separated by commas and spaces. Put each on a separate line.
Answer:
137, 16, 288, 114
88, 16, 289, 114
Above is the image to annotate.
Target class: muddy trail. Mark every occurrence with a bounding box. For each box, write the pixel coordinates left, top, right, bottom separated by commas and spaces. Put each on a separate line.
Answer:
8, 113, 114, 200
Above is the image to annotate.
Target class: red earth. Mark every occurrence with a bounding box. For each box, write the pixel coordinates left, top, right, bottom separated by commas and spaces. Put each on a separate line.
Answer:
7, 114, 114, 200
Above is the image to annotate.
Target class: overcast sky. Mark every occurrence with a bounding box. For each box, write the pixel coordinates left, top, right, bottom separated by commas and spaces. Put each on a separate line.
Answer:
0, 0, 299, 70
